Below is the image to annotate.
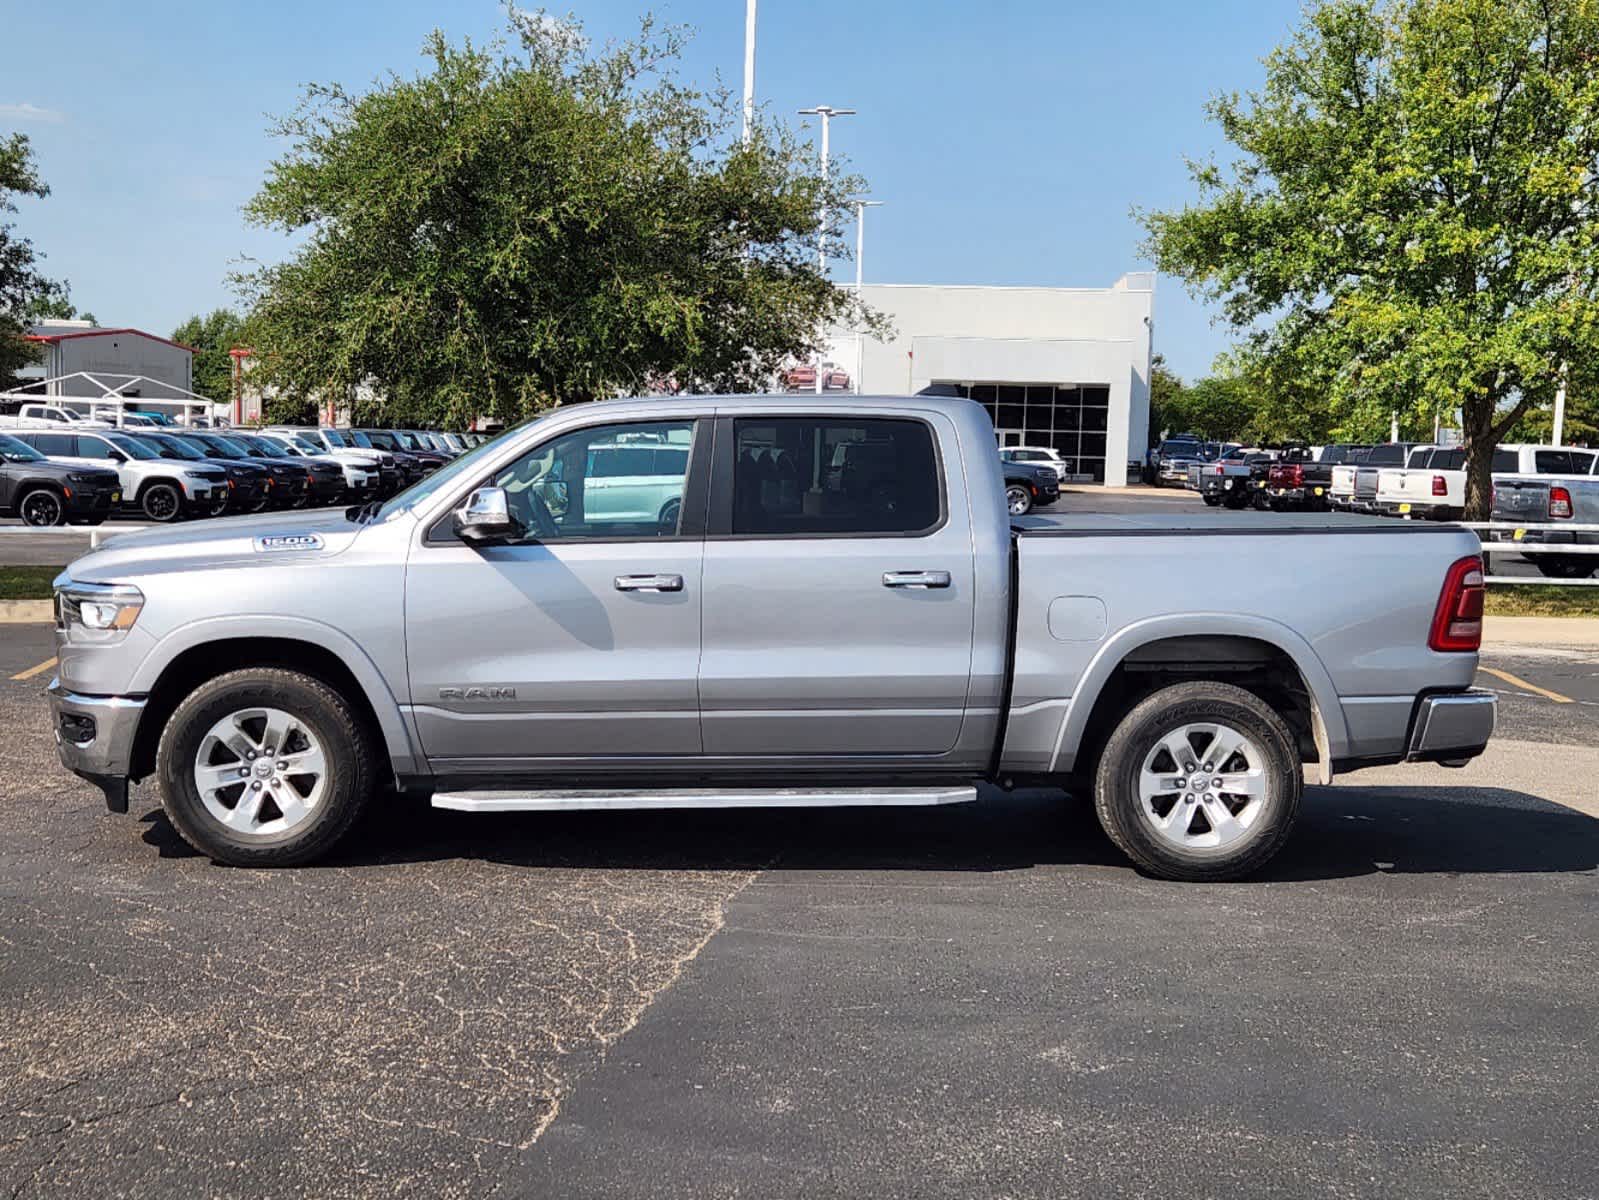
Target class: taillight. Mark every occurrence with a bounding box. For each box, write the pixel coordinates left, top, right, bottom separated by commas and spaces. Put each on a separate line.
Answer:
1288, 464, 1304, 487
1431, 475, 1447, 497
1429, 556, 1485, 652
1549, 486, 1574, 519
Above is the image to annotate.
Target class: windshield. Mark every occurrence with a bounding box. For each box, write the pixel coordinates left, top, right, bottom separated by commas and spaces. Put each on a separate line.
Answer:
240, 435, 289, 458
345, 430, 374, 448
362, 430, 398, 451
374, 418, 535, 522
210, 435, 255, 457
319, 429, 347, 448
105, 434, 159, 461
0, 433, 43, 462
143, 433, 207, 461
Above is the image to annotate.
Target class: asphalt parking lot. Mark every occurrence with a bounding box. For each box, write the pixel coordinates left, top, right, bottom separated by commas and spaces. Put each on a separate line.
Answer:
2, 494, 1597, 1198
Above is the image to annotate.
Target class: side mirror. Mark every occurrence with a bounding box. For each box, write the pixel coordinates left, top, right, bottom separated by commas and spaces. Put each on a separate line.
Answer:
453, 486, 525, 546
108, 450, 127, 463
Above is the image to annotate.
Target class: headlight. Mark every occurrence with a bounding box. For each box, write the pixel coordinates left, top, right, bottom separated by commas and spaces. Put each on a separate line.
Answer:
56, 582, 144, 639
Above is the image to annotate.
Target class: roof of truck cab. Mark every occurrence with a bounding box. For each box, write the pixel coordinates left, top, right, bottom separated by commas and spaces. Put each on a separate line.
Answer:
1014, 511, 1468, 536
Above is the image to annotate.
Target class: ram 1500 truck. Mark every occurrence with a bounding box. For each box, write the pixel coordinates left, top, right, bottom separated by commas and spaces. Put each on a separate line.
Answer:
46, 395, 1497, 881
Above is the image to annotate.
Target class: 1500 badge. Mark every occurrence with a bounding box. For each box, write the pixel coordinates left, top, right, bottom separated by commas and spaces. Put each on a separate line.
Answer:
440, 686, 518, 701
254, 533, 325, 553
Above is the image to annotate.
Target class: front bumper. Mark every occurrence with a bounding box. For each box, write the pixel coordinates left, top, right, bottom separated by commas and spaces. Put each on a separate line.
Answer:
46, 679, 146, 812
1407, 690, 1496, 764
67, 486, 120, 516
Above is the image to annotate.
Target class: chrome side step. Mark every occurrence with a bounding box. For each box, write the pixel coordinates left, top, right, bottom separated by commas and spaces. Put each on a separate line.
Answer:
431, 785, 979, 813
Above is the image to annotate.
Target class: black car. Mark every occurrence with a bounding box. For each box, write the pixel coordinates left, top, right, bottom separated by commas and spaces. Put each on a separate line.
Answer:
228, 432, 347, 508
343, 429, 431, 485
180, 432, 298, 510
137, 432, 269, 515
0, 432, 121, 527
389, 429, 454, 471
1002, 460, 1061, 516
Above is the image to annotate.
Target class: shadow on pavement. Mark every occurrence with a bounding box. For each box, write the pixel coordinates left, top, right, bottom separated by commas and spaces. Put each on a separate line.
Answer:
137, 779, 1599, 881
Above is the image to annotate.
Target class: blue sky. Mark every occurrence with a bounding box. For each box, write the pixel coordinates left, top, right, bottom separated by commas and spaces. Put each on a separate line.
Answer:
3, 0, 1305, 381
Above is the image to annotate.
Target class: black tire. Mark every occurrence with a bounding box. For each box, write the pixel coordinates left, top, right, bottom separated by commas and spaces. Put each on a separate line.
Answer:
246, 491, 271, 514
1005, 484, 1033, 516
19, 487, 66, 527
1222, 488, 1251, 510
155, 668, 375, 867
1202, 494, 1222, 507
1534, 555, 1596, 580
140, 482, 184, 523
1092, 681, 1302, 882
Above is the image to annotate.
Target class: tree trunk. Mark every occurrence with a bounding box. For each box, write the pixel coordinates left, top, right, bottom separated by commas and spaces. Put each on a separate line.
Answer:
1460, 395, 1496, 523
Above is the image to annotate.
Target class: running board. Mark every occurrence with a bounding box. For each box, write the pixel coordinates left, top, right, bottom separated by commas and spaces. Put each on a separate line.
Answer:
431, 785, 979, 813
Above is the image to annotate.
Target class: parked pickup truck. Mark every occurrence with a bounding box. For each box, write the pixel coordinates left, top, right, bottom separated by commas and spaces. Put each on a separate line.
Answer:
1336, 443, 1417, 513
1377, 443, 1596, 521
0, 402, 113, 431
1196, 447, 1270, 508
1489, 454, 1599, 579
46, 395, 1496, 882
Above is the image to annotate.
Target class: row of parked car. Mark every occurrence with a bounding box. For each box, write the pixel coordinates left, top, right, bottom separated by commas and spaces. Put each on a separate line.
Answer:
1151, 434, 1599, 578
0, 423, 489, 527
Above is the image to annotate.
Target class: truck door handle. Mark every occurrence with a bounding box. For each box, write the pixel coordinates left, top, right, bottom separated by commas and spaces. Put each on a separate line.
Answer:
614, 574, 684, 592
882, 570, 951, 589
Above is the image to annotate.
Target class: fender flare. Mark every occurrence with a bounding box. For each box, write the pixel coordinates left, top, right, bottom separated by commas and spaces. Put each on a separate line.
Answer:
1049, 612, 1350, 775
128, 613, 423, 776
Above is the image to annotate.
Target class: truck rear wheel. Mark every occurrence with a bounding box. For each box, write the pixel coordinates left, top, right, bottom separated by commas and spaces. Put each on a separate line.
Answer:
1092, 681, 1301, 882
1534, 555, 1595, 580
154, 668, 375, 867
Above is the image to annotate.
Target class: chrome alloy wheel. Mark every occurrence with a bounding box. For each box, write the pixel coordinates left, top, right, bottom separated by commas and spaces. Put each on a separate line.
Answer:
1006, 484, 1032, 516
193, 707, 327, 837
1137, 722, 1266, 851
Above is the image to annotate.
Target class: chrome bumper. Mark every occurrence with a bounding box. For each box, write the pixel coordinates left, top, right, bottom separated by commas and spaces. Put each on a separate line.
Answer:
46, 679, 146, 811
1407, 690, 1496, 764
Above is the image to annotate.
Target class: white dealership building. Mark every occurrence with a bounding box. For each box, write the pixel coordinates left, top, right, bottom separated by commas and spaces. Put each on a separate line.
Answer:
820, 272, 1155, 486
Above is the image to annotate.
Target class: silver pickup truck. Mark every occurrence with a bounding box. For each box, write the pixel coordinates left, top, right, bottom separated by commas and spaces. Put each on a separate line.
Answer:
46, 395, 1496, 881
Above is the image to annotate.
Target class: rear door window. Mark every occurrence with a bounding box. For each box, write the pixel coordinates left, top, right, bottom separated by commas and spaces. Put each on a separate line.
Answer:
33, 433, 76, 456
727, 417, 942, 537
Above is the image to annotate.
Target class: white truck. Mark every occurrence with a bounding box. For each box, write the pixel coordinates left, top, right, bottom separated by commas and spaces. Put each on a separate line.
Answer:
1375, 443, 1598, 520
0, 402, 114, 431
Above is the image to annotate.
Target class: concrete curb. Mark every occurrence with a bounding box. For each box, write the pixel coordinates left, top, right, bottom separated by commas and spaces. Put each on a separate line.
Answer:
0, 600, 52, 623
1482, 615, 1599, 649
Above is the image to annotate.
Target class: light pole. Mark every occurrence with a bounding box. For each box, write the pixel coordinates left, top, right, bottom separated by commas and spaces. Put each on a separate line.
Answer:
797, 105, 855, 272
741, 0, 757, 145
852, 200, 883, 394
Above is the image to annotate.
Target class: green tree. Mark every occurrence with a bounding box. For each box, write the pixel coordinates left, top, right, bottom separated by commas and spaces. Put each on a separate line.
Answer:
173, 308, 246, 402
1141, 0, 1599, 518
0, 133, 60, 388
235, 11, 880, 428
1147, 353, 1187, 444
23, 282, 95, 326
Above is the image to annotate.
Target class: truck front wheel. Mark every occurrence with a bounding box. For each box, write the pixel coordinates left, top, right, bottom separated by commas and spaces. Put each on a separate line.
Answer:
1092, 681, 1302, 882
1005, 484, 1033, 516
154, 668, 375, 867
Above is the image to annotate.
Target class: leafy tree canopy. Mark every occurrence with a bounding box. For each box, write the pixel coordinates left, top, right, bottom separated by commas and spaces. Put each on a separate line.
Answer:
236, 9, 880, 428
1142, 0, 1599, 516
173, 308, 246, 402
0, 133, 59, 388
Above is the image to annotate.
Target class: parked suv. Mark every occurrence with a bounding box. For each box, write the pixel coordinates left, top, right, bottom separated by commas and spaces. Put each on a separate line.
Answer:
999, 446, 1069, 481
11, 429, 226, 522
226, 432, 347, 509
268, 427, 401, 496
0, 432, 121, 526
136, 432, 264, 515
258, 431, 382, 502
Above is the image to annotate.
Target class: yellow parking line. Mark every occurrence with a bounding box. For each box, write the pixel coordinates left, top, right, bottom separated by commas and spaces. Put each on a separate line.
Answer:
1479, 665, 1574, 705
10, 656, 58, 682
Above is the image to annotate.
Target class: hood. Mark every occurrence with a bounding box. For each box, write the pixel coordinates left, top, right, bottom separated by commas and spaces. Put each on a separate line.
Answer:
7, 459, 118, 482
65, 507, 368, 583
